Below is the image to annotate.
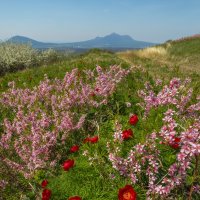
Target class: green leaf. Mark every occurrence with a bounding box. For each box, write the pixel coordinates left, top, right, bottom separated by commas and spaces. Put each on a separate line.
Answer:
186, 175, 194, 186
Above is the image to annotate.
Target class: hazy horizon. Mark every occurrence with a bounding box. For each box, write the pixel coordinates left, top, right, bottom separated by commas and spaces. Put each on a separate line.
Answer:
0, 0, 200, 43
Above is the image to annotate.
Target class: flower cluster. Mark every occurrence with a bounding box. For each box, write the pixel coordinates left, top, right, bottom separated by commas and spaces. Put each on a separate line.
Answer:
138, 77, 199, 118
0, 42, 60, 75
108, 78, 200, 199
0, 65, 129, 179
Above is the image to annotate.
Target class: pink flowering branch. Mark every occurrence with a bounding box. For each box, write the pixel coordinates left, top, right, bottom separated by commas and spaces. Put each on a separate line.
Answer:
0, 65, 129, 179
138, 78, 199, 118
108, 77, 200, 199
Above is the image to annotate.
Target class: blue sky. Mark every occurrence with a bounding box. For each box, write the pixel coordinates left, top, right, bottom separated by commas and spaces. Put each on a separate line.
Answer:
0, 0, 200, 43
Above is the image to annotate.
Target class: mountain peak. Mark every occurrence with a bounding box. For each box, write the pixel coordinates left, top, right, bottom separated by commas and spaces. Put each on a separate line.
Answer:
9, 35, 38, 44
109, 32, 120, 36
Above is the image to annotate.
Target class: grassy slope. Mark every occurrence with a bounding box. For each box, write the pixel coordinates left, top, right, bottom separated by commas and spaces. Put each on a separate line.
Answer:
0, 49, 155, 200
117, 36, 200, 102
0, 49, 127, 93
118, 35, 200, 74
0, 49, 134, 200
0, 41, 200, 199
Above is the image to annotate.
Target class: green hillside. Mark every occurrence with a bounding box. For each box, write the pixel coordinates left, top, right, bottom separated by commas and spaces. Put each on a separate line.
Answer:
118, 34, 200, 74
0, 41, 199, 200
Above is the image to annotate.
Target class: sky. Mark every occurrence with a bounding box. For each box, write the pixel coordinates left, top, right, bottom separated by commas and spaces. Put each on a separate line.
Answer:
0, 0, 200, 43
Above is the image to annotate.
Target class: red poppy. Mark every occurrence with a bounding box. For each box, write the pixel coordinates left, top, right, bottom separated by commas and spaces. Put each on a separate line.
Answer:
63, 159, 75, 171
170, 137, 181, 149
41, 180, 48, 188
68, 196, 82, 200
89, 136, 99, 143
42, 189, 52, 200
174, 137, 181, 143
122, 129, 133, 140
83, 136, 99, 144
90, 92, 95, 97
83, 137, 91, 143
170, 143, 179, 149
129, 115, 138, 126
70, 145, 79, 153
118, 185, 137, 200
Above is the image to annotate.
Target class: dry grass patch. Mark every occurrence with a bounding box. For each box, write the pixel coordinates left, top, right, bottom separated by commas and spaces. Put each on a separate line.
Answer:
134, 46, 168, 59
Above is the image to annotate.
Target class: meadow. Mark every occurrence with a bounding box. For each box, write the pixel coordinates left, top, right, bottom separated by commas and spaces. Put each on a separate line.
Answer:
0, 38, 199, 200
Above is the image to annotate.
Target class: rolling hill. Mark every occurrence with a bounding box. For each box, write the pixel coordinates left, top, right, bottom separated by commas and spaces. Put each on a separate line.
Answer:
118, 34, 200, 73
7, 33, 156, 50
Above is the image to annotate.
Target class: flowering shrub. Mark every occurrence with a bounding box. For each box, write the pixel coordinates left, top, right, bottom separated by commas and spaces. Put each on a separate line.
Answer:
0, 42, 60, 75
39, 48, 59, 64
138, 78, 197, 117
0, 65, 129, 181
108, 78, 200, 199
0, 42, 38, 74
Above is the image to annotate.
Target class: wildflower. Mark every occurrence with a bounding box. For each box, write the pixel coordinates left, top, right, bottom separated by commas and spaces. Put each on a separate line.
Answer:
129, 115, 138, 126
90, 92, 95, 97
68, 196, 82, 200
42, 189, 52, 200
41, 180, 48, 188
63, 159, 75, 171
122, 129, 133, 140
125, 102, 132, 108
0, 180, 8, 190
169, 137, 181, 149
170, 143, 179, 149
70, 145, 79, 153
155, 79, 162, 86
193, 185, 200, 194
174, 137, 181, 143
83, 136, 99, 143
82, 150, 89, 156
83, 137, 91, 143
89, 136, 99, 143
118, 185, 137, 200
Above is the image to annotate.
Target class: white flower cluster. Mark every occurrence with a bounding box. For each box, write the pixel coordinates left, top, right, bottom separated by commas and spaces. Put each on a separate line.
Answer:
0, 42, 59, 74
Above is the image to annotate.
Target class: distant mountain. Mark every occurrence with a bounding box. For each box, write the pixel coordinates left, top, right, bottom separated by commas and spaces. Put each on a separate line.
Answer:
8, 36, 63, 49
8, 33, 156, 50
